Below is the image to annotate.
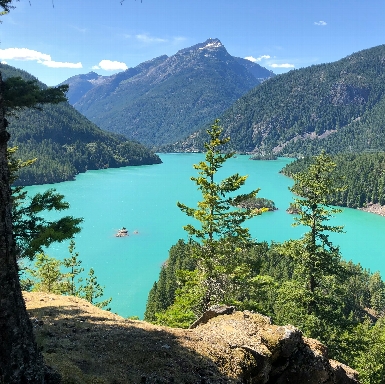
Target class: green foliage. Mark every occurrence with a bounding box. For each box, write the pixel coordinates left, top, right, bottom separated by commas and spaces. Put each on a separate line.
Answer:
177, 119, 263, 247
8, 146, 83, 262
0, 0, 15, 16
26, 253, 66, 294
154, 270, 205, 328
21, 244, 112, 310
12, 175, 82, 259
352, 318, 385, 384
289, 151, 345, 293
282, 151, 385, 208
146, 236, 385, 339
144, 239, 197, 322
232, 196, 276, 211
0, 63, 161, 186
62, 240, 84, 296
3, 76, 68, 114
79, 268, 112, 310
176, 119, 265, 310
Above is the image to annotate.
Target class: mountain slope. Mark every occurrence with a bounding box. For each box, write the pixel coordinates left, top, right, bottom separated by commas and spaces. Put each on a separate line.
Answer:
61, 55, 169, 106
234, 57, 275, 82
0, 64, 161, 186
66, 39, 274, 147
172, 44, 385, 156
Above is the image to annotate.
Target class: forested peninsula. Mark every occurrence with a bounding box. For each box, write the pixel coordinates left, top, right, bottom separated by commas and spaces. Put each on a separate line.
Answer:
1, 64, 161, 186
281, 152, 385, 210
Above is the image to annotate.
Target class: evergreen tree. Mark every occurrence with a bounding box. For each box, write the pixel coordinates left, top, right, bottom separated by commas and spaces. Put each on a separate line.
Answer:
289, 150, 346, 293
0, 69, 58, 383
3, 76, 68, 115
0, 4, 70, 378
62, 239, 84, 296
272, 151, 350, 354
79, 268, 112, 310
0, 2, 138, 381
26, 253, 65, 294
177, 119, 262, 247
353, 317, 385, 384
12, 184, 83, 260
177, 119, 266, 310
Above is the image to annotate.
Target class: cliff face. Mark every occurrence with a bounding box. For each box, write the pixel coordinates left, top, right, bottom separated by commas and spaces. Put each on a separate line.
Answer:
24, 292, 359, 384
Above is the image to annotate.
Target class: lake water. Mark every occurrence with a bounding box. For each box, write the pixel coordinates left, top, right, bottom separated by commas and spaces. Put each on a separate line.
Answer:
25, 154, 385, 318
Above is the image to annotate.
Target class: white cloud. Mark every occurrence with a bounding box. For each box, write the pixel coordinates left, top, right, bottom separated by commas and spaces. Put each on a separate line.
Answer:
95, 60, 128, 71
245, 55, 271, 63
270, 63, 295, 68
0, 47, 82, 69
314, 20, 327, 26
41, 60, 82, 69
135, 34, 167, 43
1, 61, 7, 64
0, 47, 51, 62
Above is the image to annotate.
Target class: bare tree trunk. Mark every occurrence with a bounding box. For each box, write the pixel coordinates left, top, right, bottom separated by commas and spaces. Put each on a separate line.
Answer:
0, 73, 58, 383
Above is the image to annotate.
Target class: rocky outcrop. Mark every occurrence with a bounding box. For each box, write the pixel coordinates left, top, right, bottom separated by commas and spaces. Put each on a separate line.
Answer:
190, 304, 236, 328
192, 309, 359, 383
24, 292, 359, 384
358, 202, 385, 217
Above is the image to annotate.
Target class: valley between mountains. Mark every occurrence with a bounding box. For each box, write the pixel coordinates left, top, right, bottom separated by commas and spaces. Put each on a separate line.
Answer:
5, 36, 385, 384
7, 37, 385, 213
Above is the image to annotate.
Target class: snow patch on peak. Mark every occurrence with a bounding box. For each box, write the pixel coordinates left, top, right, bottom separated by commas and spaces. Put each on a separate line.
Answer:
199, 40, 223, 50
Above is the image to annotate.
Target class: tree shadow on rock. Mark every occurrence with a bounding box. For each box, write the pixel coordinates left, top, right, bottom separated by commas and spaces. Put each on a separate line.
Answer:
26, 298, 234, 384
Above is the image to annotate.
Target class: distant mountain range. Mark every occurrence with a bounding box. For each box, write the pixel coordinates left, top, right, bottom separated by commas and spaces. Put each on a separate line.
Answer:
0, 64, 161, 186
170, 44, 385, 157
61, 38, 275, 148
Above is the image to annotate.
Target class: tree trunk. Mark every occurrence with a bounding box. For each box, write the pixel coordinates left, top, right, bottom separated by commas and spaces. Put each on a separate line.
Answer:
0, 73, 58, 383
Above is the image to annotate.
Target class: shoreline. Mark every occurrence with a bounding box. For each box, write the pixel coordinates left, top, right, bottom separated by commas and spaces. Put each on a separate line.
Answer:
358, 203, 385, 217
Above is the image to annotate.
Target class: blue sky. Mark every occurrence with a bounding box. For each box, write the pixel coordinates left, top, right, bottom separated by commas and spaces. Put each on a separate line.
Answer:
0, 0, 384, 86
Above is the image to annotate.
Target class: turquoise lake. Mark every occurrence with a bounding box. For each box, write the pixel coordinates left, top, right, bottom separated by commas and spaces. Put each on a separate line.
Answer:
25, 153, 385, 318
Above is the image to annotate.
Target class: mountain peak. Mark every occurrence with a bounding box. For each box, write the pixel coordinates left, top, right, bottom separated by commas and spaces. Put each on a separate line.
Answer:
177, 38, 224, 55
198, 38, 223, 50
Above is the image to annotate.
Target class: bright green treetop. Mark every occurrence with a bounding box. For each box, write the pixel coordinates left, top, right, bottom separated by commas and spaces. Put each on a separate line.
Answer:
63, 240, 84, 296
177, 119, 264, 249
176, 119, 267, 309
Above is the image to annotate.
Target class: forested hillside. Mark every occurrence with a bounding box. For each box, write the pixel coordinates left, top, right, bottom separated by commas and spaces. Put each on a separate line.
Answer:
281, 152, 385, 208
170, 44, 385, 156
145, 238, 385, 383
145, 141, 385, 383
67, 39, 274, 147
0, 64, 161, 185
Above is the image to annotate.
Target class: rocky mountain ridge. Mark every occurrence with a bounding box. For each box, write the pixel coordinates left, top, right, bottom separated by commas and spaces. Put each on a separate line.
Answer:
62, 38, 275, 147
170, 44, 385, 157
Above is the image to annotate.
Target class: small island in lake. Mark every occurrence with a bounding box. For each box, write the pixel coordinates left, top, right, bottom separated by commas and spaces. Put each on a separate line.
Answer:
286, 202, 301, 214
232, 197, 277, 211
116, 227, 128, 237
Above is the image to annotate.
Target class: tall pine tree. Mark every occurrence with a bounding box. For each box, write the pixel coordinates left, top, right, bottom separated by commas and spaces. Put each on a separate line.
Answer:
177, 119, 265, 309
